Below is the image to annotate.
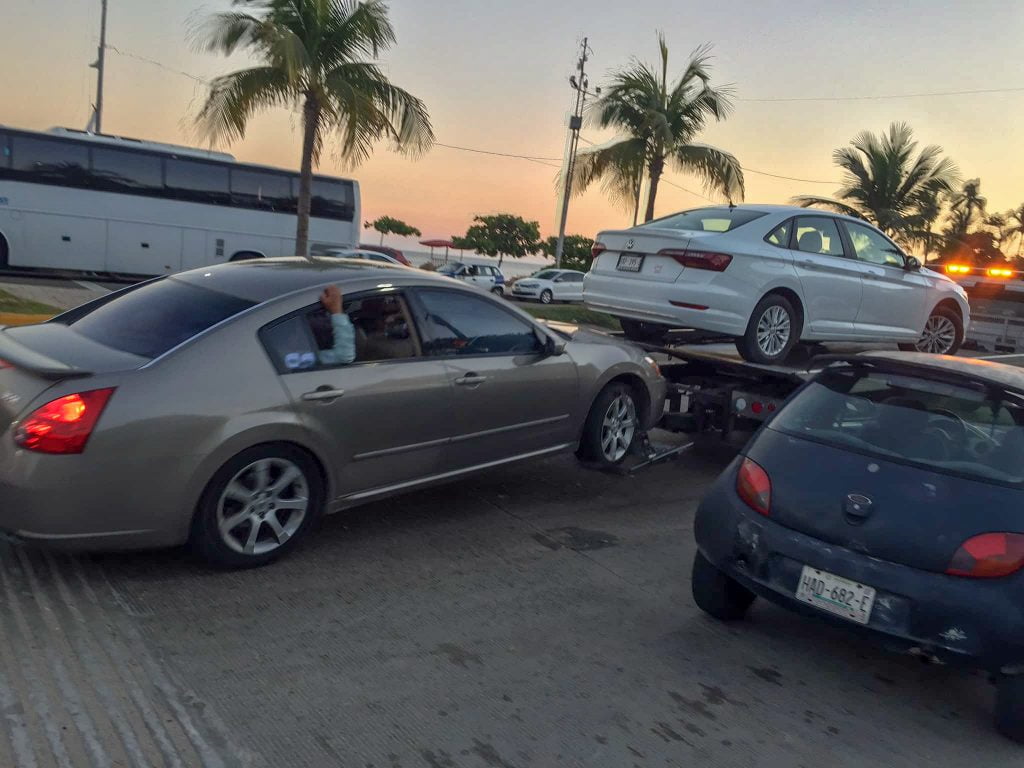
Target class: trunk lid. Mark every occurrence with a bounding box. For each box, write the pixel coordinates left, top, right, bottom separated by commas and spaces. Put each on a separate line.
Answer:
748, 428, 1023, 574
593, 229, 727, 283
0, 324, 145, 431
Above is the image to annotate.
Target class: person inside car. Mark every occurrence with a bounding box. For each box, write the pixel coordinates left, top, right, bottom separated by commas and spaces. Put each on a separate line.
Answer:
310, 284, 356, 365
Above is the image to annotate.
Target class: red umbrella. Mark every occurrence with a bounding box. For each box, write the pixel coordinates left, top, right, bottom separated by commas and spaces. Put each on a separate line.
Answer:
420, 238, 456, 261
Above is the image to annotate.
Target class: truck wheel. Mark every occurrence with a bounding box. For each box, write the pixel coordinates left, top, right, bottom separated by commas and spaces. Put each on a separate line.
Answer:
190, 444, 324, 569
620, 318, 668, 345
577, 382, 639, 467
691, 551, 755, 620
736, 294, 800, 365
996, 674, 1024, 743
898, 305, 963, 355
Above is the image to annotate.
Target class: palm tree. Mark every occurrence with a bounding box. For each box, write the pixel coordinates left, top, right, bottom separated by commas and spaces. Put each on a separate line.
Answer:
949, 178, 987, 222
793, 122, 959, 245
195, 0, 433, 256
571, 37, 744, 223
1008, 204, 1024, 258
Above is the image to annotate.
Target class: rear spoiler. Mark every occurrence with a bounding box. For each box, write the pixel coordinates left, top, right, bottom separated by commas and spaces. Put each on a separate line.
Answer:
0, 327, 93, 380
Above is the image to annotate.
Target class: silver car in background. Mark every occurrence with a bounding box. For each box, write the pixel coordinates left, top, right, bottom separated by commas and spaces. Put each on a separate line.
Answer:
0, 259, 664, 568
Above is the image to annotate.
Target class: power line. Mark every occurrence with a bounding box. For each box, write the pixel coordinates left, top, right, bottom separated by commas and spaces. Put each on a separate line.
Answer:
661, 178, 715, 202
741, 166, 837, 184
738, 85, 1024, 103
106, 44, 211, 85
434, 142, 561, 164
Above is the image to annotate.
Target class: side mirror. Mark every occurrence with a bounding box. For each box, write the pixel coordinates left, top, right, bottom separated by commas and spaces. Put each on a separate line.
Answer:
544, 335, 567, 357
904, 255, 922, 272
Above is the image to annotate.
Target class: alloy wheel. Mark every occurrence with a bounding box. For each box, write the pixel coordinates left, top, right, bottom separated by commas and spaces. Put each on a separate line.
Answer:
601, 394, 637, 462
756, 305, 792, 358
216, 458, 309, 556
915, 315, 957, 354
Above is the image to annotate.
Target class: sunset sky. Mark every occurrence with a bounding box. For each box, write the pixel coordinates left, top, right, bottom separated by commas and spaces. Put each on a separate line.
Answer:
4, 0, 1022, 249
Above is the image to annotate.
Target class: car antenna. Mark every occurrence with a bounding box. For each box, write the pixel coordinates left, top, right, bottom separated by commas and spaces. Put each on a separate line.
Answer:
728, 200, 736, 211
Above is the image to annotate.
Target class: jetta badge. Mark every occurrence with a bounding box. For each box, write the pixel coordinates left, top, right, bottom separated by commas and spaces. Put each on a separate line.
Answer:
844, 493, 874, 524
625, 238, 635, 250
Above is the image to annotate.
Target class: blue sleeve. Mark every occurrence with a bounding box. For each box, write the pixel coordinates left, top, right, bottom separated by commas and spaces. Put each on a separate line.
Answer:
317, 313, 356, 365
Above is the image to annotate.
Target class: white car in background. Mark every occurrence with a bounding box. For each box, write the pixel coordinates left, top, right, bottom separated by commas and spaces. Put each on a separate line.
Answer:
437, 262, 507, 295
323, 248, 405, 266
584, 204, 971, 364
512, 269, 586, 304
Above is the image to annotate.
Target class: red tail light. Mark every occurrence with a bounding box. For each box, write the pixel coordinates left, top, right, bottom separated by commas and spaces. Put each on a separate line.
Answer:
591, 242, 607, 260
946, 533, 1024, 578
736, 457, 771, 516
0, 359, 11, 370
660, 249, 733, 271
14, 388, 116, 455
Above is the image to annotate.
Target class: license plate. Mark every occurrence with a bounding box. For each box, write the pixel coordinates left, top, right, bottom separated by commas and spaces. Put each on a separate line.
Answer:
795, 566, 876, 625
616, 253, 645, 272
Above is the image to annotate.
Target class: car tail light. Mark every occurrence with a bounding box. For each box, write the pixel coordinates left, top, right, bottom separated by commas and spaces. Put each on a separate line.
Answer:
946, 533, 1024, 578
14, 388, 116, 455
591, 242, 607, 260
660, 249, 733, 272
736, 457, 771, 516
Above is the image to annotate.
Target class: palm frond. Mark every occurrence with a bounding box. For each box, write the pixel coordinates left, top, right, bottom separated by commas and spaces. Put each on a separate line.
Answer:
196, 66, 296, 144
569, 138, 646, 211
672, 143, 744, 202
791, 196, 867, 220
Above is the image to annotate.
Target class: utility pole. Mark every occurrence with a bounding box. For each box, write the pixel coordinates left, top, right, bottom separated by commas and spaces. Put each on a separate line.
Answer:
554, 37, 596, 269
89, 0, 108, 133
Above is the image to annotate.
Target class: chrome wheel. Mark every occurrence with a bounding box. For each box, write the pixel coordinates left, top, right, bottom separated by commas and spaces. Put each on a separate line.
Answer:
915, 315, 957, 354
755, 305, 792, 358
600, 393, 637, 462
216, 458, 309, 556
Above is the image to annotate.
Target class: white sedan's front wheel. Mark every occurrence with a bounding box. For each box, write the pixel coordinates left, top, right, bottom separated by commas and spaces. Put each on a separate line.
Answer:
899, 306, 963, 355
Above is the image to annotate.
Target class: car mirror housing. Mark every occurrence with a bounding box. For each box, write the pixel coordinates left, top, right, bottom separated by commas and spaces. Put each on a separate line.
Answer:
544, 335, 567, 357
904, 255, 922, 272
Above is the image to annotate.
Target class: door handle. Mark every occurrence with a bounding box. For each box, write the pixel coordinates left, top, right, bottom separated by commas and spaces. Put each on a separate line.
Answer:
454, 374, 487, 387
301, 387, 345, 402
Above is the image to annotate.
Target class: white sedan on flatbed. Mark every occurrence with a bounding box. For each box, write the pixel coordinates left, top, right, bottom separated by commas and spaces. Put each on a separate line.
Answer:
584, 204, 971, 364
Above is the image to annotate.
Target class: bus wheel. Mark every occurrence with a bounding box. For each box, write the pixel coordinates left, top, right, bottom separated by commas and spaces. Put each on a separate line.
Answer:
0, 234, 8, 268
230, 251, 264, 262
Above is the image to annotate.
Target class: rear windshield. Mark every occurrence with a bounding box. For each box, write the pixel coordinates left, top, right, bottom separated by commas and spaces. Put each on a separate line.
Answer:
65, 278, 255, 359
640, 208, 767, 233
771, 367, 1024, 487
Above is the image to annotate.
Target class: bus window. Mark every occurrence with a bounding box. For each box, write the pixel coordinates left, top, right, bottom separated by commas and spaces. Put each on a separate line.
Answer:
91, 147, 163, 193
165, 158, 230, 204
10, 136, 89, 185
231, 169, 293, 211
311, 179, 354, 220
0, 132, 9, 169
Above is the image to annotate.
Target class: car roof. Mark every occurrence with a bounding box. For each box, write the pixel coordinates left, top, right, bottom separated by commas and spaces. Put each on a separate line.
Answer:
823, 351, 1024, 395
173, 256, 445, 302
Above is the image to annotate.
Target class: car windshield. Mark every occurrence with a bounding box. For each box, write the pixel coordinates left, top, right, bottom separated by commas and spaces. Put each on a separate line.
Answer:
640, 208, 767, 232
63, 278, 255, 359
532, 270, 558, 280
770, 367, 1024, 487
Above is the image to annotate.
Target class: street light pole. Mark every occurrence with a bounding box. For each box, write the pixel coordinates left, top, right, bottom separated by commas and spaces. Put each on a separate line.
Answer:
89, 0, 108, 133
554, 37, 594, 269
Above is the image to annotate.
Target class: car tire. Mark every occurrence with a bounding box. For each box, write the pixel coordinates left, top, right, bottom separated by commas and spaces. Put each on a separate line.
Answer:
577, 382, 640, 467
540, 289, 553, 304
996, 674, 1024, 743
620, 318, 668, 345
190, 443, 324, 569
691, 551, 756, 621
898, 305, 963, 355
736, 294, 801, 365
491, 286, 505, 296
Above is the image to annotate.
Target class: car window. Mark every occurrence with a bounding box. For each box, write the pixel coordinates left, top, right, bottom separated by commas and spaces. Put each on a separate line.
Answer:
771, 367, 1024, 487
416, 289, 543, 356
563, 272, 584, 283
640, 207, 768, 232
845, 221, 905, 267
308, 293, 420, 364
66, 277, 255, 359
765, 221, 791, 248
534, 270, 558, 280
260, 315, 319, 372
794, 217, 845, 257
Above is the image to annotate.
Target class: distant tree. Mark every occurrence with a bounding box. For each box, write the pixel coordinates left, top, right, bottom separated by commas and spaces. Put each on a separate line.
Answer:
195, 0, 433, 257
452, 214, 540, 267
539, 235, 595, 272
364, 215, 421, 245
794, 123, 959, 247
571, 36, 743, 222
1003, 203, 1024, 259
939, 230, 1004, 265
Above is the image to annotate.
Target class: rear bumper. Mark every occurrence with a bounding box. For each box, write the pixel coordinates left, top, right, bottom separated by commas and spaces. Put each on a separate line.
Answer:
695, 460, 1024, 670
583, 273, 748, 336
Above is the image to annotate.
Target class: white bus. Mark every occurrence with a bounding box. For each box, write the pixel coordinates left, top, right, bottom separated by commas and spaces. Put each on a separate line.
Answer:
0, 126, 360, 275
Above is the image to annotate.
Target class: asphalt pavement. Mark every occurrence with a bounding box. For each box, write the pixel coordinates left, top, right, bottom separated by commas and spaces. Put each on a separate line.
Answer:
0, 444, 1018, 767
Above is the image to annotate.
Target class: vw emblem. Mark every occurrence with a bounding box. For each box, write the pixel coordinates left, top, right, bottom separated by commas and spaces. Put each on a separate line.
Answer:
844, 493, 874, 523
625, 238, 635, 250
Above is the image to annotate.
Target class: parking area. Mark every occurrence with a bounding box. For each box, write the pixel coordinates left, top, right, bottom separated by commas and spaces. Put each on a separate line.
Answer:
0, 443, 1020, 767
